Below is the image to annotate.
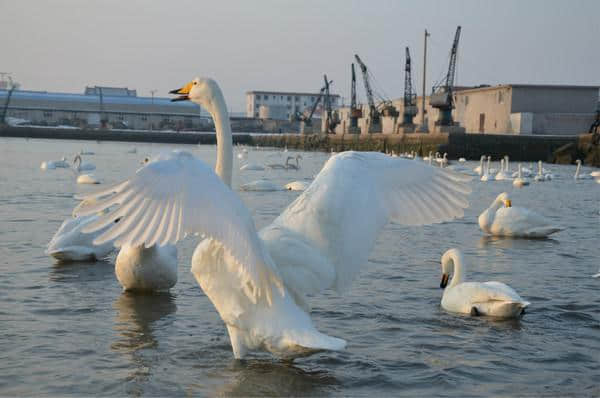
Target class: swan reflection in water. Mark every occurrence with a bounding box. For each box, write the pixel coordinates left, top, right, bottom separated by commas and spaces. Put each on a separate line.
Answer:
197, 359, 339, 397
111, 292, 177, 385
49, 259, 115, 286
478, 235, 559, 250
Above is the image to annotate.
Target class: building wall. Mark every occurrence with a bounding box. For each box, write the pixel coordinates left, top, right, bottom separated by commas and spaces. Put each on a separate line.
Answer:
511, 86, 598, 113
246, 91, 340, 119
454, 87, 513, 134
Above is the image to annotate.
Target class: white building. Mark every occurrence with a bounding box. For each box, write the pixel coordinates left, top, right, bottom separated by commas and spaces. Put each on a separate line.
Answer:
246, 90, 340, 120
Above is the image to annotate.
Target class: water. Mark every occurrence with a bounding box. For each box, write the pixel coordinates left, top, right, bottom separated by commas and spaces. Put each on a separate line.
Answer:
1, 137, 599, 397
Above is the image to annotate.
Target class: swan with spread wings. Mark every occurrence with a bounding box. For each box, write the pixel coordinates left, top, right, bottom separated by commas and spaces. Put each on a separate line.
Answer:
75, 77, 471, 360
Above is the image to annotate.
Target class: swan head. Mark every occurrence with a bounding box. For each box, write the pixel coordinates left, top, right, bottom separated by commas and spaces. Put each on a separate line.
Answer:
493, 192, 510, 206
170, 77, 222, 114
440, 248, 464, 288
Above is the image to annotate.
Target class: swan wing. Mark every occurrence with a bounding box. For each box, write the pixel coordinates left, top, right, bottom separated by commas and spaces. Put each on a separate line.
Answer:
447, 281, 526, 306
74, 150, 283, 304
264, 151, 471, 293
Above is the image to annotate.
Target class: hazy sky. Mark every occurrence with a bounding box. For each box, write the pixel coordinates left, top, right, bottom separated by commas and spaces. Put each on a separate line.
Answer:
2, 0, 598, 111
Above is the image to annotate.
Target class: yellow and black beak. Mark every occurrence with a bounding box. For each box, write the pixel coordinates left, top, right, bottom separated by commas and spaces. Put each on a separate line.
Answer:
169, 81, 193, 102
440, 273, 449, 288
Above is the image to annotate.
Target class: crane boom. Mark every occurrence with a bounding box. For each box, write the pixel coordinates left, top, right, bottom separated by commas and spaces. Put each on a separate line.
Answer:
430, 25, 462, 126
402, 47, 417, 126
354, 54, 379, 124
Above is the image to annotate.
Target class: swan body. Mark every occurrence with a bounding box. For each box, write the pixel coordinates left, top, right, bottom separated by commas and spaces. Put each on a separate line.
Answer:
77, 174, 100, 184
494, 159, 509, 180
285, 180, 310, 191
115, 244, 178, 291
240, 162, 265, 171
41, 157, 69, 170
73, 154, 96, 172
474, 155, 485, 175
512, 164, 529, 188
75, 77, 471, 359
458, 157, 466, 163
240, 179, 283, 191
46, 214, 116, 262
439, 249, 529, 318
478, 192, 563, 238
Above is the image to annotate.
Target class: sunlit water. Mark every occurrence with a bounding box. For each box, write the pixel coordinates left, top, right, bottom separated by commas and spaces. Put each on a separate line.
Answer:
0, 137, 598, 397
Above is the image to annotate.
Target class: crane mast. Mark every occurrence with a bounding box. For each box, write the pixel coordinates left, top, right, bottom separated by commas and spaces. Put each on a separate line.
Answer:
354, 54, 379, 125
402, 46, 417, 126
430, 25, 461, 126
323, 74, 339, 134
350, 63, 360, 128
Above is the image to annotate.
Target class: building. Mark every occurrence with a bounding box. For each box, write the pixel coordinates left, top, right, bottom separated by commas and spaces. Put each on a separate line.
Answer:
0, 86, 212, 130
332, 84, 599, 136
246, 90, 340, 120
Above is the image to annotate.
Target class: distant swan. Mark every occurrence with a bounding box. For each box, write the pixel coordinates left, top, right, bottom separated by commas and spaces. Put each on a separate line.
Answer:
77, 174, 100, 184
41, 157, 69, 170
285, 180, 310, 191
240, 179, 283, 191
439, 248, 530, 318
75, 77, 471, 360
574, 159, 593, 180
73, 154, 96, 172
478, 192, 563, 238
512, 164, 529, 188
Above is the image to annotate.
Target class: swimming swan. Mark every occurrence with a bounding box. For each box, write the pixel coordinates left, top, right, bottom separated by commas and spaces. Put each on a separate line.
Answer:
73, 154, 96, 172
478, 192, 563, 238
574, 159, 593, 180
284, 180, 310, 191
439, 248, 530, 318
41, 157, 69, 170
512, 164, 529, 188
75, 77, 471, 360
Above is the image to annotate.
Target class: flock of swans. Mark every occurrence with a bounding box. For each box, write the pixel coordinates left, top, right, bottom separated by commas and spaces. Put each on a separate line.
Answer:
44, 77, 598, 360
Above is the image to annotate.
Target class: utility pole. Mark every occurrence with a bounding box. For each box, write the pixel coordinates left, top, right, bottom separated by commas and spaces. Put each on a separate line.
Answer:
150, 89, 156, 131
419, 29, 430, 132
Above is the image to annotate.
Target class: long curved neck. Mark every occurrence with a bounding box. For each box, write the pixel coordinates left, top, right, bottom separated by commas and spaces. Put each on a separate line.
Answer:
447, 253, 465, 288
575, 162, 581, 178
207, 90, 233, 187
518, 163, 522, 179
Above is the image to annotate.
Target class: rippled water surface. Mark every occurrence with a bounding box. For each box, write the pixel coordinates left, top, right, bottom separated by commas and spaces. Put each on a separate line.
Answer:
1, 137, 599, 397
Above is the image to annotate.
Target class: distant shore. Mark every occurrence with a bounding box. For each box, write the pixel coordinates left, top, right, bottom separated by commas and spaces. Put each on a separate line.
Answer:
1, 125, 598, 166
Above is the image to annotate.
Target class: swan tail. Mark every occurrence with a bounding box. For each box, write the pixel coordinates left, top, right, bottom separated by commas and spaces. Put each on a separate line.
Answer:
475, 300, 529, 318
592, 273, 600, 278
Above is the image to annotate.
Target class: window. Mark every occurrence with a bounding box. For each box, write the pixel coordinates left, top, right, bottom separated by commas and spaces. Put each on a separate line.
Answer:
280, 96, 283, 100
287, 96, 291, 101
498, 91, 504, 104
311, 97, 315, 102
295, 96, 300, 101
117, 113, 124, 120
141, 115, 148, 121
43, 111, 53, 118
255, 104, 260, 109
464, 96, 469, 105
264, 95, 269, 100
255, 112, 259, 117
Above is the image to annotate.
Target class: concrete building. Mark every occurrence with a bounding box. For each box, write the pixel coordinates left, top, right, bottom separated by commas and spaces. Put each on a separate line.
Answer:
246, 90, 340, 120
0, 86, 212, 130
331, 84, 599, 136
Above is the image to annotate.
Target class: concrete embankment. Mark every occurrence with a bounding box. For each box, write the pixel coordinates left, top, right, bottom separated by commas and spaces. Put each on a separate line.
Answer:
253, 133, 600, 166
2, 126, 599, 166
0, 126, 253, 145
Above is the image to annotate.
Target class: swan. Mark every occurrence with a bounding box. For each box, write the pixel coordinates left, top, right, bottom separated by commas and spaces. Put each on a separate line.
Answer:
494, 159, 508, 181
76, 174, 100, 184
439, 248, 530, 318
590, 170, 600, 178
41, 157, 69, 170
504, 155, 512, 175
240, 161, 265, 171
480, 156, 491, 182
285, 180, 310, 191
512, 164, 529, 188
115, 244, 178, 292
73, 154, 96, 172
534, 160, 547, 182
75, 77, 471, 360
458, 157, 466, 163
574, 159, 593, 180
478, 192, 563, 238
473, 155, 485, 175
285, 155, 302, 170
240, 179, 283, 192
46, 200, 117, 262
594, 269, 600, 278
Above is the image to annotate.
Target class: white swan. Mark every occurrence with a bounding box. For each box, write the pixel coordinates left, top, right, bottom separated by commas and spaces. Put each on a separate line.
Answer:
73, 154, 96, 172
480, 156, 491, 182
458, 157, 466, 163
534, 160, 547, 182
41, 157, 69, 170
115, 244, 178, 291
240, 179, 283, 192
574, 159, 593, 180
512, 164, 529, 188
77, 174, 100, 184
439, 248, 530, 318
594, 269, 600, 278
474, 155, 485, 175
285, 180, 310, 191
75, 77, 471, 360
46, 201, 117, 262
494, 158, 509, 181
478, 192, 563, 238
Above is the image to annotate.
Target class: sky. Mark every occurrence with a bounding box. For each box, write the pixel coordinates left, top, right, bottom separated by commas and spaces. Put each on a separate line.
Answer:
1, 0, 599, 112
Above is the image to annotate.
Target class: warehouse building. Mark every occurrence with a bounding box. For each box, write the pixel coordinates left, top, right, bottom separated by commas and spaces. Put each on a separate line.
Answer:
0, 86, 212, 130
246, 90, 340, 120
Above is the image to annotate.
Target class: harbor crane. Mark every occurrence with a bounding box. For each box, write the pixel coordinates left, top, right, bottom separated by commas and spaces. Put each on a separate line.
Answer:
349, 63, 361, 129
1, 75, 16, 126
354, 54, 399, 127
323, 74, 339, 134
401, 47, 417, 126
292, 85, 326, 127
430, 25, 461, 126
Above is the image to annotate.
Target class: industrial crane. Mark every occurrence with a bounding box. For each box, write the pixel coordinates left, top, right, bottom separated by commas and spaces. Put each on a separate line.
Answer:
1, 76, 16, 126
349, 63, 361, 129
323, 74, 339, 134
430, 25, 461, 126
292, 85, 326, 126
354, 54, 379, 125
401, 47, 417, 126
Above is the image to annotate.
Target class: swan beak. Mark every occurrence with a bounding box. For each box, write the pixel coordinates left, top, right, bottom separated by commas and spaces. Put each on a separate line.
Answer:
440, 273, 449, 288
169, 82, 193, 102
503, 199, 512, 208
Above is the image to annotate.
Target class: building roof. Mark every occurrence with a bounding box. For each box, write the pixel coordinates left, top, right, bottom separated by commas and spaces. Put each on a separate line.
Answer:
246, 90, 340, 98
457, 84, 600, 95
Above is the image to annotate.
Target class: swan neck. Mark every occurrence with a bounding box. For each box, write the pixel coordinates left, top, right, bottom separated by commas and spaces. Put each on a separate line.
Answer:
209, 90, 233, 187
446, 252, 465, 287
575, 162, 581, 178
